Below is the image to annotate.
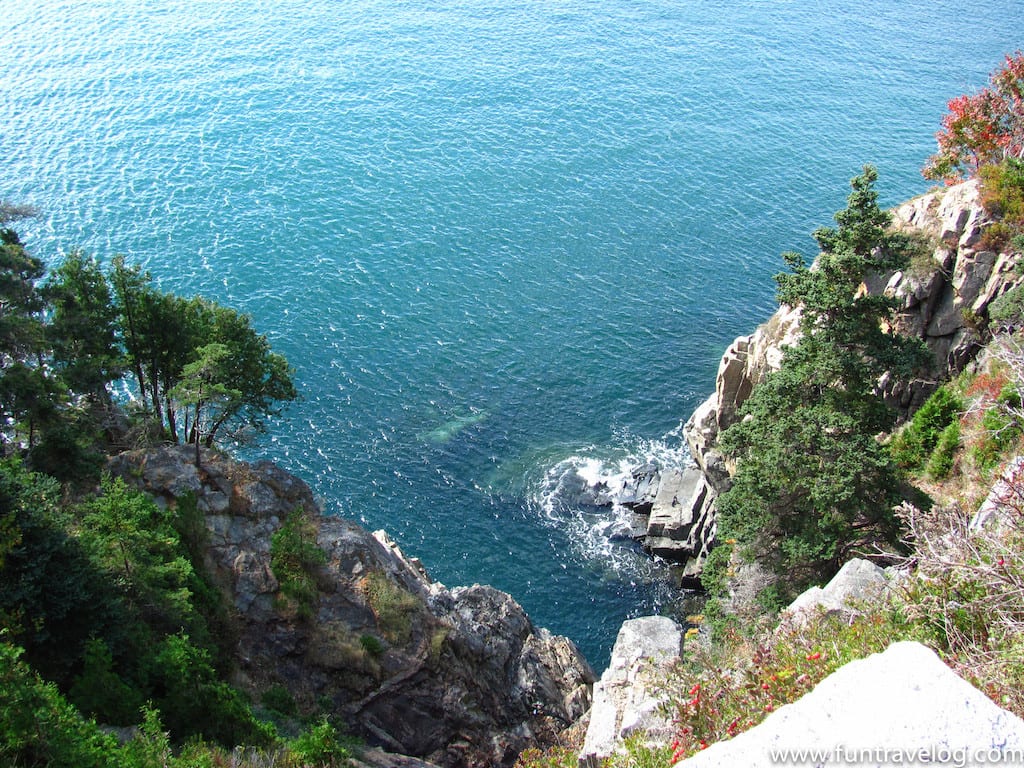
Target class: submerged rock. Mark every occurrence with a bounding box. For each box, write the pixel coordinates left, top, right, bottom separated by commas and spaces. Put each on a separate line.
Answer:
110, 445, 595, 768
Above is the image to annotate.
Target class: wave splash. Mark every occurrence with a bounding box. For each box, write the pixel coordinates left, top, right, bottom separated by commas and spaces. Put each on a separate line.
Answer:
527, 425, 692, 583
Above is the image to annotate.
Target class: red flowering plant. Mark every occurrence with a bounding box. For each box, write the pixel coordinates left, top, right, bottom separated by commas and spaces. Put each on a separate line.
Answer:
663, 611, 898, 762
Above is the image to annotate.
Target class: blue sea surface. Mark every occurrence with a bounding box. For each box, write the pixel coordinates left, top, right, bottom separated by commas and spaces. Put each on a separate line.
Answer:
2, 0, 1021, 667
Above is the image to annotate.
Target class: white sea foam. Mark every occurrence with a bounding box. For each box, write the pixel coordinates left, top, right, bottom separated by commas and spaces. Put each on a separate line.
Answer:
528, 425, 692, 580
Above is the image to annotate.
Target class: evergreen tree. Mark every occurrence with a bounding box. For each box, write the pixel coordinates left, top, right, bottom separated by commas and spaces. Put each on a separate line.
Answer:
45, 251, 122, 400
714, 167, 926, 604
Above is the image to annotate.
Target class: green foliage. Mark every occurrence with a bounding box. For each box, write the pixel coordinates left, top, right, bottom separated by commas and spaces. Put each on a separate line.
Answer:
925, 421, 961, 480
359, 633, 386, 657
990, 284, 1024, 328
119, 706, 176, 768
107, 253, 297, 448
0, 227, 46, 361
976, 158, 1024, 258
171, 342, 243, 465
284, 717, 356, 767
891, 386, 964, 471
45, 251, 122, 398
151, 632, 275, 748
0, 639, 120, 768
271, 509, 326, 620
971, 404, 1022, 474
0, 459, 124, 685
261, 683, 298, 717
362, 571, 422, 645
67, 639, 144, 726
81, 476, 196, 629
716, 167, 923, 602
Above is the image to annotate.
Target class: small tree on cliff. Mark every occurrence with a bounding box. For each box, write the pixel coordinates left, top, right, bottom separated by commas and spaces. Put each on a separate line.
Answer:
924, 50, 1024, 183
711, 166, 927, 606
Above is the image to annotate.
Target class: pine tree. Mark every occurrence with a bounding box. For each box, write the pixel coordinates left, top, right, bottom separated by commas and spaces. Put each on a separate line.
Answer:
713, 167, 927, 604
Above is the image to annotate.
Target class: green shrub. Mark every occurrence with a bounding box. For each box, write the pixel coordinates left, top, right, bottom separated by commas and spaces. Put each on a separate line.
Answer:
151, 633, 275, 748
989, 284, 1024, 327
359, 634, 386, 657
261, 683, 298, 717
925, 421, 960, 480
971, 400, 1022, 475
891, 386, 963, 471
0, 640, 120, 768
270, 509, 326, 620
67, 638, 144, 725
979, 158, 1024, 255
285, 717, 357, 767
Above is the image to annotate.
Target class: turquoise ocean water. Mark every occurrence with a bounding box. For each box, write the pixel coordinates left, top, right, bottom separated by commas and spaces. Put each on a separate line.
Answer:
2, 0, 1021, 667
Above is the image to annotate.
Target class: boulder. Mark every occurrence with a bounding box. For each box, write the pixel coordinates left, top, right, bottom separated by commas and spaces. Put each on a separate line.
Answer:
971, 455, 1024, 531
580, 617, 683, 766
783, 558, 889, 625
676, 641, 1024, 767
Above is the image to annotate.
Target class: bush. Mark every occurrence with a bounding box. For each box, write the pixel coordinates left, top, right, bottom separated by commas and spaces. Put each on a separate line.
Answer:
285, 717, 357, 767
891, 386, 963, 471
362, 572, 422, 645
151, 633, 275, 748
359, 634, 386, 657
270, 509, 326, 620
990, 284, 1024, 328
0, 640, 120, 768
925, 421, 960, 480
261, 683, 298, 718
67, 638, 144, 725
971, 402, 1022, 475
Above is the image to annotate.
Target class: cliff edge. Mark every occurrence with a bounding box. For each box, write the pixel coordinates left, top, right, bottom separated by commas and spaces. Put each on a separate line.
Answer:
109, 445, 595, 768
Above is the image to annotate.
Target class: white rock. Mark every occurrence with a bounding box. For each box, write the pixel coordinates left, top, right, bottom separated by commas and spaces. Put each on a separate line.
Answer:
580, 617, 683, 765
784, 558, 888, 624
676, 641, 1024, 767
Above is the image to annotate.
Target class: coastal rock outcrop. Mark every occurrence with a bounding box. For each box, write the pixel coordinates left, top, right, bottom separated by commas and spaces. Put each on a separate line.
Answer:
667, 178, 1023, 579
674, 641, 1024, 768
109, 445, 595, 768
782, 558, 891, 626
579, 616, 683, 766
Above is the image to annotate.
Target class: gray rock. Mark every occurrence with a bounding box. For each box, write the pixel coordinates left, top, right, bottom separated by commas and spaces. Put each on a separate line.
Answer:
675, 642, 1024, 767
971, 455, 1024, 531
110, 445, 595, 768
783, 558, 889, 625
580, 617, 683, 766
642, 467, 715, 566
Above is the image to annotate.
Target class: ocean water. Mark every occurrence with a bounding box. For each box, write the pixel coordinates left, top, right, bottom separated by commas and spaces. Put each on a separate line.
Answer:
2, 0, 1021, 667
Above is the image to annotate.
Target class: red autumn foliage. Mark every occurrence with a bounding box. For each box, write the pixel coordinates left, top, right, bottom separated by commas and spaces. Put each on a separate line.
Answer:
925, 51, 1024, 183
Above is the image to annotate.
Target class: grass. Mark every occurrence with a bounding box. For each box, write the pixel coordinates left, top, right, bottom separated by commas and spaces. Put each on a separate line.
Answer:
360, 571, 422, 646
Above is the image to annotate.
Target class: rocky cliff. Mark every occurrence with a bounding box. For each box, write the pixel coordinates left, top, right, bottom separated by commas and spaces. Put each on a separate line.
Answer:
108, 445, 595, 768
615, 179, 1023, 576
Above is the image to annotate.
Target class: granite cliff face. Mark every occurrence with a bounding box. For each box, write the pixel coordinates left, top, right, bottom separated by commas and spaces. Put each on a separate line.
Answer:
109, 445, 595, 768
621, 179, 1023, 576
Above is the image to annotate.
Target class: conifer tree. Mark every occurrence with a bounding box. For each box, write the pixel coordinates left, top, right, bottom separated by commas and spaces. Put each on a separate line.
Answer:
713, 167, 926, 604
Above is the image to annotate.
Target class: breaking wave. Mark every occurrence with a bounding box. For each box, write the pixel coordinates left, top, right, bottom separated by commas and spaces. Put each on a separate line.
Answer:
525, 424, 693, 584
